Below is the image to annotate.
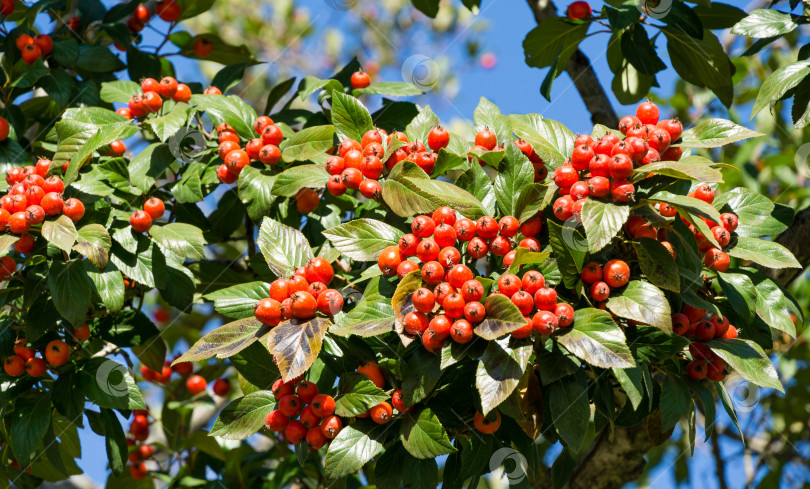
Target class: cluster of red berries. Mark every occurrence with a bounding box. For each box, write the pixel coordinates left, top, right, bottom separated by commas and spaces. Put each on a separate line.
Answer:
214, 115, 285, 185
254, 257, 343, 326
264, 377, 342, 449
376, 206, 573, 351
129, 197, 166, 234
14, 32, 52, 64
3, 337, 73, 377
673, 304, 737, 382
126, 0, 181, 33
0, 159, 84, 251
127, 408, 154, 478
551, 101, 683, 220
324, 129, 401, 199
122, 77, 194, 119
579, 259, 631, 304
126, 440, 155, 480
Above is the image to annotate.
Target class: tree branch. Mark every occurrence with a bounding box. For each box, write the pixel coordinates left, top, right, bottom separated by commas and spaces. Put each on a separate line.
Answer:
525, 0, 619, 128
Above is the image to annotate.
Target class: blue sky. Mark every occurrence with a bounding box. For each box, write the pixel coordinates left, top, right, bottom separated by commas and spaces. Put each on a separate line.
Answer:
67, 0, 770, 487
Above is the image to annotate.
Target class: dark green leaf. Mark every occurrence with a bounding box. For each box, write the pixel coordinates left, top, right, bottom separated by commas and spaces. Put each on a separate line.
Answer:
331, 91, 373, 143
548, 370, 590, 452
547, 220, 586, 288
661, 376, 692, 433
324, 421, 387, 479
210, 391, 276, 440
473, 295, 527, 340
11, 393, 52, 466
281, 125, 335, 162
257, 216, 313, 277
476, 337, 533, 414
607, 280, 673, 332
334, 373, 390, 417
705, 339, 782, 392
693, 3, 747, 29
100, 409, 127, 476
581, 199, 629, 252
400, 408, 456, 459
191, 94, 257, 139
620, 23, 666, 76
150, 223, 206, 260
556, 308, 634, 368
323, 219, 403, 261
48, 260, 94, 327
204, 281, 270, 319
633, 238, 680, 292
510, 114, 575, 168
727, 236, 801, 269
663, 28, 733, 107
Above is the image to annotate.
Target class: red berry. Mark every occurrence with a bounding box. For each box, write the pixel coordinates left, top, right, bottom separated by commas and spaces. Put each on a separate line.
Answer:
604, 259, 630, 288
428, 126, 450, 151
474, 128, 497, 150
566, 1, 592, 20
186, 375, 207, 396
636, 101, 659, 125
351, 70, 371, 89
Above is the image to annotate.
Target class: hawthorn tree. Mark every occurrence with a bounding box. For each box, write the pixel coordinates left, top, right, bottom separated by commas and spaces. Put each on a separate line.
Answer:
0, 1, 807, 489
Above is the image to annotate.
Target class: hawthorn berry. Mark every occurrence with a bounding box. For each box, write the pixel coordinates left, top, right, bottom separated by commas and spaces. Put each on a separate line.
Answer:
350, 70, 371, 89
604, 259, 630, 288
520, 214, 543, 237
636, 100, 659, 125
693, 184, 715, 204
416, 239, 440, 262
438, 246, 461, 268
411, 214, 436, 238
320, 415, 343, 439
327, 175, 347, 196
130, 210, 153, 233
464, 301, 486, 323
428, 126, 450, 151
473, 411, 501, 434
686, 360, 707, 381
357, 362, 385, 388
358, 178, 382, 199
554, 303, 575, 327
474, 127, 497, 150
454, 218, 477, 241
186, 375, 207, 396
4, 356, 24, 376
404, 311, 429, 335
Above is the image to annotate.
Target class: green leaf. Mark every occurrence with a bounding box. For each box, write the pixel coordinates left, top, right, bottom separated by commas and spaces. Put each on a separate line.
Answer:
455, 163, 497, 216
693, 3, 747, 29
191, 94, 257, 139
677, 118, 764, 148
635, 157, 724, 183
11, 393, 52, 466
211, 62, 248, 93
660, 2, 703, 39
73, 224, 112, 270
717, 272, 756, 324
392, 271, 424, 344
743, 269, 799, 338
48, 260, 94, 327
55, 119, 138, 186
611, 56, 655, 105
647, 191, 722, 223
144, 102, 191, 142
204, 281, 270, 319
731, 8, 798, 38
507, 248, 551, 275
400, 408, 456, 459
99, 80, 141, 103
405, 105, 439, 146
128, 143, 175, 193
607, 281, 673, 332
384, 162, 487, 219
705, 338, 783, 392
323, 219, 403, 262
257, 216, 314, 278
727, 236, 801, 269
476, 337, 533, 415
510, 114, 575, 168
523, 18, 588, 71
238, 166, 278, 221
581, 200, 629, 252
713, 187, 787, 237
262, 317, 330, 382
99, 409, 127, 476
332, 278, 395, 337
210, 391, 276, 440
556, 308, 634, 368
298, 76, 343, 101
354, 82, 423, 97
334, 373, 390, 417
271, 164, 329, 197
632, 238, 679, 292
473, 97, 512, 146
412, 0, 440, 17
324, 421, 387, 479
80, 358, 145, 410
281, 125, 335, 163
663, 28, 733, 107
620, 23, 666, 76
752, 61, 810, 118
173, 318, 270, 363
173, 33, 256, 65
331, 91, 373, 143
661, 376, 693, 433
376, 442, 439, 489
494, 144, 534, 217
473, 294, 527, 340
41, 215, 78, 254
514, 183, 551, 223
75, 45, 125, 72
85, 262, 125, 313
150, 223, 206, 260
547, 220, 586, 289
613, 367, 644, 410
548, 369, 590, 452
